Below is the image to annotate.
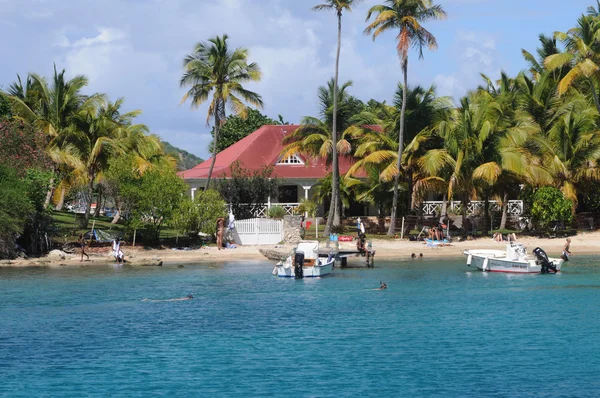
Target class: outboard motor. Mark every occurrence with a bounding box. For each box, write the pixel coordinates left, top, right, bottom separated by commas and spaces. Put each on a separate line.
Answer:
294, 251, 305, 279
533, 247, 557, 274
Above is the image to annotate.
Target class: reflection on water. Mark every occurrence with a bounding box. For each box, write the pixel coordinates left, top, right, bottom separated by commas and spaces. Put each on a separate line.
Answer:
1, 257, 600, 396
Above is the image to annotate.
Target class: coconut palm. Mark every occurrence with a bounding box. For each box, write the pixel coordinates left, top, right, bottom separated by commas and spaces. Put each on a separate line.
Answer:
545, 12, 600, 113
56, 99, 161, 223
180, 34, 263, 190
365, 0, 446, 235
312, 0, 364, 234
282, 80, 357, 164
7, 66, 95, 208
534, 95, 600, 205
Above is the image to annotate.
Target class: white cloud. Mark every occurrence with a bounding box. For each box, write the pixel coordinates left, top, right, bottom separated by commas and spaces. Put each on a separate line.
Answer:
71, 27, 127, 48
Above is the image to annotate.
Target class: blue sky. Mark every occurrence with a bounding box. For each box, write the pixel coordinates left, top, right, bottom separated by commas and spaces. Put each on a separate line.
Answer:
0, 0, 595, 158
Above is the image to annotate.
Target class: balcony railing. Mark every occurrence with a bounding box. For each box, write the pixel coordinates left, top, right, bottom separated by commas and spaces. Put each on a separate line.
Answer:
227, 203, 300, 218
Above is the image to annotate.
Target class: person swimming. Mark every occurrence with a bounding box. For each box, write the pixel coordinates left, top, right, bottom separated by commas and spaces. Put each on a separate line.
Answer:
411, 253, 416, 259
378, 281, 388, 290
142, 294, 193, 302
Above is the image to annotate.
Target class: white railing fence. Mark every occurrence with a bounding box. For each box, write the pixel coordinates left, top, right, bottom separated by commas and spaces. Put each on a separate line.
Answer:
227, 203, 300, 218
421, 200, 523, 217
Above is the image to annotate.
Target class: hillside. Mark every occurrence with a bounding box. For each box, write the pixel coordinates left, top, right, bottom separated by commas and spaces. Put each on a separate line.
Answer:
162, 141, 204, 171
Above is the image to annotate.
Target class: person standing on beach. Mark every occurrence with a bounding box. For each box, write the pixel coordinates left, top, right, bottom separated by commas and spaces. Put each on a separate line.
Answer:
216, 218, 225, 250
112, 237, 125, 263
562, 238, 572, 261
78, 234, 89, 262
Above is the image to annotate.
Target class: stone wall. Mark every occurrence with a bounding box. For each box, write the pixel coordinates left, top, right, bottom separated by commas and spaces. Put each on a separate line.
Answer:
283, 215, 303, 244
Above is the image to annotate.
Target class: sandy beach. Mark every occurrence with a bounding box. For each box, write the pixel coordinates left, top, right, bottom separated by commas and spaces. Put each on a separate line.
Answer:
0, 231, 596, 268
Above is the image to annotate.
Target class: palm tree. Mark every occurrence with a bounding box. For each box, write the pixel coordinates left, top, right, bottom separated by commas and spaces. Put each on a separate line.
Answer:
545, 12, 600, 113
365, 0, 446, 235
312, 0, 363, 235
282, 80, 362, 217
7, 66, 94, 208
57, 98, 161, 223
180, 34, 263, 190
282, 80, 356, 161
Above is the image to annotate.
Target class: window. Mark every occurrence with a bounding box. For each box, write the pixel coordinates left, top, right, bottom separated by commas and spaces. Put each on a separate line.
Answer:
277, 154, 304, 165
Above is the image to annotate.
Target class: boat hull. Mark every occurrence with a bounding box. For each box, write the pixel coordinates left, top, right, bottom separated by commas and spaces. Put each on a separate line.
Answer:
465, 251, 563, 273
274, 259, 334, 278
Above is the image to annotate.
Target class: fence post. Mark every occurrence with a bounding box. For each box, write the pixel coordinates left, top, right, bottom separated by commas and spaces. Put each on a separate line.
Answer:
400, 217, 405, 240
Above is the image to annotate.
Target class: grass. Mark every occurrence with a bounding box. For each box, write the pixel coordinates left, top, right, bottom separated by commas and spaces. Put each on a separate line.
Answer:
51, 210, 186, 245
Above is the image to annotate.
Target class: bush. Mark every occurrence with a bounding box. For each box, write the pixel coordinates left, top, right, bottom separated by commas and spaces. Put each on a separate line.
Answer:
531, 187, 573, 229
295, 199, 318, 217
0, 165, 34, 258
172, 190, 227, 236
268, 206, 286, 219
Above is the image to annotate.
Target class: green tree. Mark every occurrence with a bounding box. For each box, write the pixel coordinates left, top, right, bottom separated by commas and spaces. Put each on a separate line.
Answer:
312, 0, 364, 236
531, 186, 573, 229
58, 98, 163, 224
124, 168, 187, 243
217, 161, 279, 219
171, 189, 227, 237
209, 108, 282, 152
0, 92, 11, 119
545, 11, 600, 113
180, 34, 263, 190
365, 0, 447, 235
0, 165, 34, 258
7, 66, 95, 208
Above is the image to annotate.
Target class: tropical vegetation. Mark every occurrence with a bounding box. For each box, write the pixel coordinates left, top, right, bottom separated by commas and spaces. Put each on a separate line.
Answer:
8, 2, 600, 257
180, 34, 263, 190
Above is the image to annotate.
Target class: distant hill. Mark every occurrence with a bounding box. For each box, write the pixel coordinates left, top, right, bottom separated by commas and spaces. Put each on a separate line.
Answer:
162, 141, 204, 171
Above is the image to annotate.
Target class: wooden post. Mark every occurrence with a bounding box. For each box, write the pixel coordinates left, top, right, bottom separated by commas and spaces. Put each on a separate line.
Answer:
316, 218, 319, 239
133, 229, 137, 248
400, 217, 405, 240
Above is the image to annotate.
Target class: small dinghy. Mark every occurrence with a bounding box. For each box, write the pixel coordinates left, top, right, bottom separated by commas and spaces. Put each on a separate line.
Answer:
463, 243, 563, 274
273, 241, 334, 278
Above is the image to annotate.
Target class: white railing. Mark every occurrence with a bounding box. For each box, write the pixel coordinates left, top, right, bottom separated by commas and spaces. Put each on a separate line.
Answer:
227, 203, 300, 218
422, 200, 523, 216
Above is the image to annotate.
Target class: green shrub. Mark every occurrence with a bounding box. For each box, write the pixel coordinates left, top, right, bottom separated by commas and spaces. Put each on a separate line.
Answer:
531, 186, 573, 229
268, 206, 286, 219
295, 199, 318, 217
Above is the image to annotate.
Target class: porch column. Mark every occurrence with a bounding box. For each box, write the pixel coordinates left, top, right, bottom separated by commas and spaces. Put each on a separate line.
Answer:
191, 188, 197, 201
302, 185, 312, 217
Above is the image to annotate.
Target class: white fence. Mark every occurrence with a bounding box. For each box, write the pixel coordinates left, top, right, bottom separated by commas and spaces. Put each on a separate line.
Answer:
233, 218, 284, 245
422, 200, 524, 217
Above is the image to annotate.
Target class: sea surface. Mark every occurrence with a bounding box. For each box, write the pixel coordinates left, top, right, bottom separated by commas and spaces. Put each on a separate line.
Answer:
1, 256, 600, 397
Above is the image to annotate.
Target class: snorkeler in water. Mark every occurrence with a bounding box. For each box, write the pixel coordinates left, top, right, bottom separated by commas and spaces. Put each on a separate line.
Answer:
142, 294, 193, 302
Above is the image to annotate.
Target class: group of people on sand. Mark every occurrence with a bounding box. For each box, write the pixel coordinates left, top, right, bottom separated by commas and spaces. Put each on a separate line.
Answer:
492, 232, 517, 242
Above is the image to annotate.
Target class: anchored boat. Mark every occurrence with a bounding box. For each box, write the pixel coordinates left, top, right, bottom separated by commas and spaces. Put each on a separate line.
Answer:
463, 243, 563, 274
273, 241, 335, 278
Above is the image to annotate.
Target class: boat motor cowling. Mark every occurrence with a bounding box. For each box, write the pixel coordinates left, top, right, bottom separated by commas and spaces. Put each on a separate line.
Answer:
294, 251, 305, 279
533, 247, 557, 274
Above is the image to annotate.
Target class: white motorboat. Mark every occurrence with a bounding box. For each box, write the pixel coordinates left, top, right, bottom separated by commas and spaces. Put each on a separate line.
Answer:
463, 243, 563, 274
273, 241, 334, 278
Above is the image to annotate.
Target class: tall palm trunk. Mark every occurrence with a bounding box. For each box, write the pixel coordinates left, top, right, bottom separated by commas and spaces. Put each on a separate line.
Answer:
388, 58, 408, 236
93, 186, 103, 218
325, 10, 343, 236
43, 171, 55, 209
205, 108, 221, 190
499, 191, 509, 230
55, 186, 66, 211
84, 176, 95, 224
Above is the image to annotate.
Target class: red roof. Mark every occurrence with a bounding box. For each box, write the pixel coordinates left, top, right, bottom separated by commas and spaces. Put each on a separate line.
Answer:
180, 124, 377, 180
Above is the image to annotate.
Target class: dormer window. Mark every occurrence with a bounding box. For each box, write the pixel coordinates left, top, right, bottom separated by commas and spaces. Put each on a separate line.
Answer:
277, 154, 304, 165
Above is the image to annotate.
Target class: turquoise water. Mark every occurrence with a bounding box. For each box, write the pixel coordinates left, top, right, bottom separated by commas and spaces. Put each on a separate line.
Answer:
2, 257, 600, 397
